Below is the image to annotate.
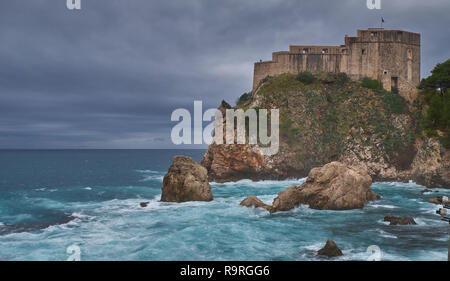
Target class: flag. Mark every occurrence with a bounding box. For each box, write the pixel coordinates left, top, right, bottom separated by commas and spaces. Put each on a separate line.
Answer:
382, 17, 385, 23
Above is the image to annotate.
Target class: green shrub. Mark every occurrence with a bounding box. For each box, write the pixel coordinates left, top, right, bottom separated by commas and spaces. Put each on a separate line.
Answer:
439, 134, 450, 149
383, 89, 406, 115
261, 76, 272, 83
361, 77, 383, 92
296, 72, 316, 84
336, 72, 350, 84
236, 92, 252, 106
423, 128, 438, 137
280, 113, 299, 143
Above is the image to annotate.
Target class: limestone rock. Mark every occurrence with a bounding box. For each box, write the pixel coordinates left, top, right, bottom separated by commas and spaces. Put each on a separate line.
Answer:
201, 75, 450, 189
271, 162, 379, 212
161, 156, 213, 203
408, 138, 450, 189
317, 239, 343, 258
271, 186, 303, 213
428, 197, 442, 205
201, 144, 270, 182
140, 202, 149, 208
240, 196, 272, 211
384, 216, 417, 225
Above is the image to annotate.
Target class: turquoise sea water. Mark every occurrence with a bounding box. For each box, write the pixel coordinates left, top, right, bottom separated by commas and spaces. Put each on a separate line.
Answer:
0, 150, 448, 261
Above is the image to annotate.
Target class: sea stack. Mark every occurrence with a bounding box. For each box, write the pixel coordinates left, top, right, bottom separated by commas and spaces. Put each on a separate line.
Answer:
317, 239, 343, 258
271, 162, 379, 212
161, 156, 213, 203
383, 216, 417, 225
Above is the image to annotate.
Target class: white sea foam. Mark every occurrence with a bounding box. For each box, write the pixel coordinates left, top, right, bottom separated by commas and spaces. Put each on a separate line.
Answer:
368, 204, 397, 209
140, 175, 164, 182
210, 178, 306, 188
413, 217, 442, 226
303, 242, 324, 251
419, 207, 440, 214
71, 212, 94, 220
1, 176, 448, 261
376, 229, 398, 239
377, 219, 390, 225
136, 169, 165, 182
136, 169, 161, 173
374, 180, 425, 190
34, 188, 58, 192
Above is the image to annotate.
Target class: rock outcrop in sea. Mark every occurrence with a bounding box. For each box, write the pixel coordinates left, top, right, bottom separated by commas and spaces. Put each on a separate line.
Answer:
317, 239, 343, 258
383, 216, 417, 225
161, 156, 213, 203
428, 196, 449, 205
140, 202, 149, 208
272, 162, 379, 211
201, 73, 450, 188
239, 196, 272, 211
240, 162, 379, 212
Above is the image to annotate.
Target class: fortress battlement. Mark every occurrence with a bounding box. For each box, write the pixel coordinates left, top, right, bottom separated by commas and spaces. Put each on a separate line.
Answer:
253, 28, 421, 101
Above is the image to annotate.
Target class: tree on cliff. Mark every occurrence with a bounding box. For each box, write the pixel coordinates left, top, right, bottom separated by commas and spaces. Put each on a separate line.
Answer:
419, 58, 450, 148
419, 59, 450, 95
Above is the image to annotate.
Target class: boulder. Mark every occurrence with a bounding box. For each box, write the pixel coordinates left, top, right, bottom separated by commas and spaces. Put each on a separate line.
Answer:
421, 188, 439, 194
428, 197, 441, 204
428, 196, 449, 204
428, 197, 448, 205
240, 196, 272, 211
420, 188, 431, 194
384, 216, 417, 225
271, 162, 379, 212
271, 186, 303, 213
317, 239, 343, 258
161, 156, 213, 203
140, 202, 149, 208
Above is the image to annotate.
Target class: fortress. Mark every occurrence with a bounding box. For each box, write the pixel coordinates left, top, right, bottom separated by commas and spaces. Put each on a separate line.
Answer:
253, 28, 421, 101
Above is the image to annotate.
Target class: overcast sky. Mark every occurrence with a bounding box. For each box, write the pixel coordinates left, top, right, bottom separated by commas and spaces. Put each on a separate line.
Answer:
0, 0, 449, 149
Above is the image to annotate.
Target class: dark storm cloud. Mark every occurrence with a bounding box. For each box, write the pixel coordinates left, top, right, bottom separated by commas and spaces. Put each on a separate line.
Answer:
0, 0, 449, 148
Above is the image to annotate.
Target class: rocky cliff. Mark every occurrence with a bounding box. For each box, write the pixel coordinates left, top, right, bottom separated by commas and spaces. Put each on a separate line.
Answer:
201, 73, 449, 188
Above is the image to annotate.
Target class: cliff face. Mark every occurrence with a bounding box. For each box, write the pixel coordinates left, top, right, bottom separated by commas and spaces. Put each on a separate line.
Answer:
201, 73, 449, 188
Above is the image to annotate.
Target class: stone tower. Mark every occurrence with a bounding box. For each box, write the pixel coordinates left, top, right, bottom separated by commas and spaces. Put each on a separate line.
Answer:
252, 28, 420, 102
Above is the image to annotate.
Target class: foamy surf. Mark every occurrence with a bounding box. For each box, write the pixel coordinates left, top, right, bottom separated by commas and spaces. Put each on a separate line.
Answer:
210, 178, 306, 188
0, 152, 448, 261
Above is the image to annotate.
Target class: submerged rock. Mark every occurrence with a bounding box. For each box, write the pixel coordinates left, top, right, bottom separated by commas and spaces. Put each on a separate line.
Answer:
140, 202, 149, 208
384, 216, 417, 225
240, 196, 272, 211
428, 197, 441, 204
421, 188, 431, 194
428, 196, 449, 205
420, 188, 439, 194
271, 162, 379, 212
161, 156, 213, 203
317, 239, 343, 258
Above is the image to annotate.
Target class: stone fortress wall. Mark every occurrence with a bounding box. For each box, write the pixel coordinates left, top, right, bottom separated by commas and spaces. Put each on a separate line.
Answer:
253, 28, 421, 102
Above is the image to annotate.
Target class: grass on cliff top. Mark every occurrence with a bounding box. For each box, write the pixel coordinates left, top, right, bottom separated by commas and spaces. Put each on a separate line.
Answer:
258, 73, 319, 98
